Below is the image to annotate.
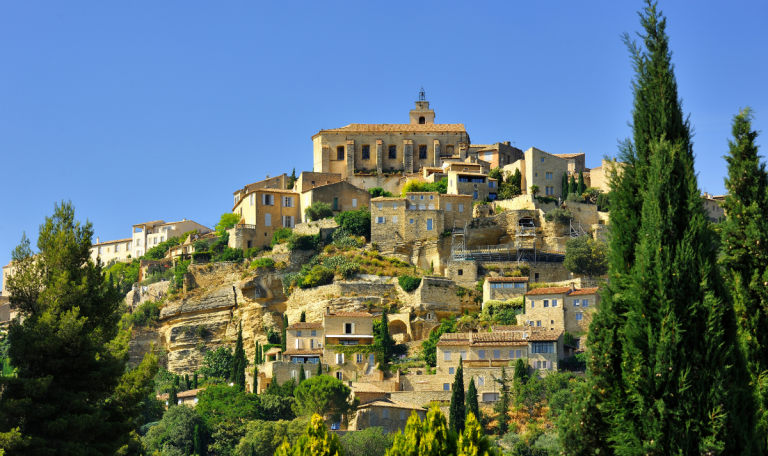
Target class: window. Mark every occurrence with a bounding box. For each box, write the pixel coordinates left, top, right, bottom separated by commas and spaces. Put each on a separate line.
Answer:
337, 146, 345, 160
356, 353, 363, 363
336, 372, 343, 380
344, 323, 354, 334
516, 349, 522, 358
154, 238, 158, 245
250, 194, 254, 206
443, 383, 450, 391
532, 342, 554, 353
426, 219, 433, 230
546, 172, 553, 180
115, 244, 120, 253
430, 195, 434, 200
305, 370, 311, 379
509, 350, 516, 358
536, 321, 541, 327
489, 181, 495, 188
493, 350, 500, 359
263, 194, 274, 206
583, 299, 589, 307
283, 196, 294, 207
362, 145, 370, 159
449, 367, 455, 375
419, 145, 427, 159
291, 370, 297, 379
419, 116, 425, 124
530, 300, 535, 308
310, 339, 315, 348
127, 242, 131, 250
400, 410, 406, 420
336, 353, 345, 364
296, 330, 302, 337
376, 217, 385, 224
576, 312, 584, 321
544, 300, 549, 308
378, 203, 383, 210
573, 299, 580, 307
382, 408, 389, 418
478, 376, 485, 386
393, 203, 398, 209
459, 204, 464, 212
478, 350, 485, 359
460, 351, 467, 360
98, 247, 103, 254
473, 191, 478, 199
457, 269, 463, 275
389, 145, 397, 159
283, 216, 294, 228
392, 216, 398, 223
409, 219, 414, 224
446, 203, 452, 211
265, 214, 271, 226
428, 204, 434, 210
311, 330, 317, 336
352, 198, 357, 208
552, 299, 558, 307
420, 195, 424, 200
444, 351, 451, 361
541, 157, 545, 163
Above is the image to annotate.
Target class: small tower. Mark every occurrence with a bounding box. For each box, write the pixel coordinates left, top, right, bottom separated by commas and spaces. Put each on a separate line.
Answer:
409, 87, 435, 125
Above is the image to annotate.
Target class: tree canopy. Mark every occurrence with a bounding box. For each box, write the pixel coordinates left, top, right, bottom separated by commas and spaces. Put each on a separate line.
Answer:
562, 236, 609, 278
292, 375, 359, 424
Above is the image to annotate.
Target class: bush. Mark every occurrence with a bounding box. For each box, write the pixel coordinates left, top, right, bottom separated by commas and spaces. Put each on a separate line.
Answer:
129, 300, 163, 328
174, 260, 191, 290
596, 191, 611, 212
331, 228, 363, 249
300, 266, 334, 289
480, 297, 524, 324
193, 240, 210, 252
271, 228, 293, 247
142, 404, 201, 455
217, 247, 244, 263
244, 247, 261, 258
544, 208, 572, 224
398, 275, 422, 292
400, 177, 448, 195
250, 258, 276, 269
199, 347, 234, 380
288, 234, 320, 251
144, 236, 182, 260
368, 187, 394, 198
566, 193, 583, 203
216, 213, 241, 235
334, 207, 371, 239
304, 201, 334, 221
563, 236, 608, 277
340, 427, 395, 456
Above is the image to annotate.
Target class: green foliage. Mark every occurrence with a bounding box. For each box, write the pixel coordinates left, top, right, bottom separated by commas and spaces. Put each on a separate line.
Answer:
231, 324, 247, 390
543, 208, 571, 224
193, 239, 210, 253
375, 308, 394, 364
369, 187, 395, 198
155, 367, 184, 394
457, 412, 496, 456
335, 206, 372, 239
174, 259, 191, 289
282, 314, 288, 352
288, 233, 321, 251
127, 300, 164, 328
300, 265, 334, 289
563, 331, 576, 347
234, 419, 307, 456
568, 174, 577, 195
582, 187, 601, 204
565, 193, 583, 203
275, 414, 345, 456
563, 236, 608, 278
398, 275, 422, 292
449, 358, 466, 433
529, 185, 539, 197
142, 400, 201, 455
513, 358, 529, 384
199, 347, 234, 380
250, 257, 276, 269
104, 259, 141, 294
144, 235, 182, 260
0, 203, 158, 454
514, 375, 545, 419
400, 177, 449, 196
493, 367, 512, 434
595, 191, 611, 212
340, 426, 395, 456
480, 297, 524, 325
292, 375, 359, 424
271, 228, 293, 247
304, 201, 334, 221
421, 317, 456, 367
217, 247, 244, 263
466, 377, 480, 425
488, 167, 503, 182
331, 228, 364, 249
577, 170, 586, 195
216, 213, 241, 235
288, 168, 297, 190
386, 405, 457, 456
561, 172, 569, 200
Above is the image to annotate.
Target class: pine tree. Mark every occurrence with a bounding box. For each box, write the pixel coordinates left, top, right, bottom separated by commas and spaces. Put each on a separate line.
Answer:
282, 314, 288, 353
513, 358, 528, 384
300, 311, 306, 323
577, 170, 586, 195
379, 308, 392, 363
466, 377, 480, 423
568, 174, 577, 195
560, 3, 756, 455
232, 323, 247, 390
493, 366, 511, 435
193, 372, 198, 389
298, 365, 306, 383
169, 386, 178, 407
0, 203, 159, 453
449, 357, 466, 433
720, 107, 768, 446
561, 172, 569, 200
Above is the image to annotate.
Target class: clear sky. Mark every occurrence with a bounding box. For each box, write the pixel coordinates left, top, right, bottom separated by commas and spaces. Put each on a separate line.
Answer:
1, 1, 766, 281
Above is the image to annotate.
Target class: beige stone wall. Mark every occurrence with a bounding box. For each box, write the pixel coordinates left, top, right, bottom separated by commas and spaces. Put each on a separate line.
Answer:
292, 218, 338, 236
301, 181, 371, 222
523, 148, 568, 197
295, 172, 342, 193
347, 175, 408, 195
91, 239, 134, 265
388, 390, 452, 406
233, 190, 302, 248
444, 260, 478, 287
520, 293, 567, 331
701, 195, 725, 222
562, 292, 600, 336
351, 405, 426, 432
286, 327, 323, 352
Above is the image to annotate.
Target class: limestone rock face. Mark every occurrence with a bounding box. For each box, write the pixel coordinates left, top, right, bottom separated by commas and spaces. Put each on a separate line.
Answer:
125, 281, 171, 309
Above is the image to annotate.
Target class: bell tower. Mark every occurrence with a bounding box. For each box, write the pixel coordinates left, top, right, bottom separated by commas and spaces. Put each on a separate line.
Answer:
409, 87, 435, 125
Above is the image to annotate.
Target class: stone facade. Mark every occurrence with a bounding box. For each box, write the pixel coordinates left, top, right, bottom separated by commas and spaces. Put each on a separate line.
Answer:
521, 285, 600, 348
299, 180, 371, 222
292, 218, 338, 237
444, 260, 478, 287
483, 276, 528, 303
323, 310, 377, 382
232, 188, 302, 248
469, 142, 525, 169
294, 172, 342, 193
350, 399, 427, 433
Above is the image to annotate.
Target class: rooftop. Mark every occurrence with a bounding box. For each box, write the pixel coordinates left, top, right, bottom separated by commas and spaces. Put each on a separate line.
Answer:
313, 123, 466, 139
486, 277, 529, 283
357, 398, 425, 411
525, 286, 573, 296
92, 237, 133, 246
569, 287, 600, 296
133, 220, 165, 227
326, 311, 373, 318
288, 322, 323, 330
264, 347, 282, 357
350, 382, 386, 393
554, 153, 585, 159
157, 387, 206, 401
283, 349, 324, 356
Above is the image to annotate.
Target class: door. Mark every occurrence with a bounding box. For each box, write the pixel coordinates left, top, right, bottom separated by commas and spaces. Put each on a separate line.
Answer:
333, 197, 339, 211
368, 353, 375, 366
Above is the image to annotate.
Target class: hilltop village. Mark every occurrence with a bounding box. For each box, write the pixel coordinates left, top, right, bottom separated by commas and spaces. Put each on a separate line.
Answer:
0, 93, 728, 437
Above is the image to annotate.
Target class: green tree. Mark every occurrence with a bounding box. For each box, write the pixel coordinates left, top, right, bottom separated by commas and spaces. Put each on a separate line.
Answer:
513, 358, 529, 384
316, 361, 323, 377
142, 405, 201, 455
560, 3, 755, 455
466, 377, 480, 425
562, 236, 609, 278
335, 206, 372, 239
305, 201, 334, 221
0, 202, 158, 455
720, 107, 768, 446
235, 419, 307, 456
568, 174, 577, 195
298, 365, 306, 384
457, 412, 496, 456
369, 187, 395, 198
232, 323, 247, 390
292, 375, 359, 425
193, 372, 199, 389
199, 346, 234, 380
169, 385, 178, 407
377, 308, 393, 363
421, 317, 456, 367
577, 170, 586, 195
193, 424, 205, 456
529, 185, 539, 197
282, 314, 288, 353
511, 169, 522, 190
514, 375, 544, 421
340, 426, 395, 456
493, 367, 512, 435
300, 311, 306, 323
449, 358, 466, 433
217, 213, 241, 235
387, 405, 457, 456
287, 168, 297, 190
561, 172, 569, 200
275, 414, 344, 456
489, 167, 503, 182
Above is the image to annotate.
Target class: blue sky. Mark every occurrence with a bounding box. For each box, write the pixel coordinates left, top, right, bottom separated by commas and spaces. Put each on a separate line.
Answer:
1, 1, 766, 279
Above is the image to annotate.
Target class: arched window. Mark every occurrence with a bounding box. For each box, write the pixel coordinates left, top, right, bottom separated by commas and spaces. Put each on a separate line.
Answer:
419, 116, 425, 124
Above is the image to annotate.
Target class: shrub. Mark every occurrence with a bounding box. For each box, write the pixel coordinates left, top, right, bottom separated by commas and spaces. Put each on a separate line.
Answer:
287, 234, 320, 251
193, 240, 210, 252
334, 207, 371, 239
304, 201, 334, 221
216, 213, 241, 235
129, 300, 164, 328
566, 193, 583, 203
596, 191, 611, 212
244, 247, 261, 258
271, 228, 293, 247
544, 208, 572, 224
300, 266, 334, 289
217, 247, 244, 263
143, 236, 182, 260
331, 228, 362, 249
368, 187, 394, 198
400, 177, 448, 196
398, 275, 422, 292
250, 258, 276, 269
174, 260, 191, 290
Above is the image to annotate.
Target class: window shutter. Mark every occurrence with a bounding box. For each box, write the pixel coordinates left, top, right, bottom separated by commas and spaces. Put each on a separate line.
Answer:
290, 216, 295, 228
352, 198, 357, 207
340, 353, 344, 364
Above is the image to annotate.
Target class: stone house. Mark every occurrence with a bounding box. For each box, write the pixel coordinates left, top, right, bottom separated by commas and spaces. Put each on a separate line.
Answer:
129, 219, 212, 259
470, 142, 525, 169
157, 388, 206, 408
230, 188, 301, 249
521, 284, 600, 348
90, 238, 133, 264
294, 172, 342, 193
299, 180, 371, 222
312, 95, 470, 179
232, 174, 288, 202
701, 192, 726, 222
502, 148, 569, 198
284, 321, 324, 365
350, 399, 426, 433
446, 170, 498, 202
588, 158, 625, 194
483, 277, 529, 304
553, 152, 587, 177
349, 381, 388, 404
322, 309, 376, 382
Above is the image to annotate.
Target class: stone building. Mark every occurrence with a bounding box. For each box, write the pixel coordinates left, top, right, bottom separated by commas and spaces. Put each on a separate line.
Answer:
157, 388, 206, 408
90, 238, 133, 264
521, 284, 600, 348
350, 399, 426, 433
446, 170, 498, 202
293, 172, 342, 193
469, 142, 525, 169
232, 174, 289, 201
554, 152, 587, 176
483, 276, 529, 304
230, 188, 301, 249
502, 148, 569, 198
323, 309, 377, 382
701, 192, 726, 222
129, 219, 212, 260
299, 180, 371, 222
312, 94, 469, 180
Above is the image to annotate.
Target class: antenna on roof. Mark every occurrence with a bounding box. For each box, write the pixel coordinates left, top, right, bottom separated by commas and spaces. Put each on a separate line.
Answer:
419, 87, 426, 101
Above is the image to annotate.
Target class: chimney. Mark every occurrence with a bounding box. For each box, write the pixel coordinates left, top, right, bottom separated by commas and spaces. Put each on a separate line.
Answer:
325, 307, 330, 316
503, 141, 511, 146
570, 282, 576, 292
96, 237, 100, 244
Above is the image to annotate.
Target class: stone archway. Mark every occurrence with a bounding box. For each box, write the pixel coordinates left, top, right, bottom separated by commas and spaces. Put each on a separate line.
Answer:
389, 320, 409, 343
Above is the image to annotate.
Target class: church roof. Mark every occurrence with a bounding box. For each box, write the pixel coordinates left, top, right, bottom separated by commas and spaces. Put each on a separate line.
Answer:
312, 123, 466, 139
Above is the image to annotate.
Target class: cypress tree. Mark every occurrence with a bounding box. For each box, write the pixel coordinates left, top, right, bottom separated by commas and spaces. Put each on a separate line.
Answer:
513, 358, 528, 384
232, 323, 247, 390
252, 365, 258, 394
577, 170, 586, 195
193, 372, 198, 389
254, 341, 260, 365
568, 174, 577, 195
282, 314, 288, 353
193, 424, 202, 456
168, 386, 178, 407
316, 361, 322, 377
298, 365, 306, 383
720, 107, 768, 446
561, 172, 569, 200
300, 311, 306, 323
560, 3, 755, 455
184, 373, 190, 390
466, 377, 480, 423
493, 366, 511, 435
379, 308, 392, 363
174, 375, 180, 388
449, 357, 466, 433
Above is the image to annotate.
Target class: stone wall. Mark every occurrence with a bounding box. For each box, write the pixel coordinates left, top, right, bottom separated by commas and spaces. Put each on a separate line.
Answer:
126, 281, 171, 309
227, 226, 261, 250
388, 390, 452, 407
444, 260, 478, 287
293, 219, 338, 236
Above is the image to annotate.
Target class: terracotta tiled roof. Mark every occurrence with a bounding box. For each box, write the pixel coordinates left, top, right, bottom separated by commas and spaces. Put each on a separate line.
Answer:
447, 171, 488, 177
486, 277, 529, 282
525, 287, 572, 296
326, 312, 373, 317
134, 220, 164, 227
591, 165, 603, 171
257, 188, 298, 194
350, 382, 385, 393
157, 387, 206, 401
569, 287, 599, 296
491, 325, 525, 332
264, 347, 282, 357
469, 144, 493, 149
554, 153, 585, 159
313, 123, 466, 139
288, 322, 323, 330
357, 398, 425, 411
283, 349, 324, 356
527, 330, 563, 341
92, 237, 133, 246
437, 331, 532, 347
439, 194, 473, 198
370, 197, 406, 202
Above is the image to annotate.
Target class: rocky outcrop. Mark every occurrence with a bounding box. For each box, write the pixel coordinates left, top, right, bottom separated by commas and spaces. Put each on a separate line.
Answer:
125, 281, 171, 309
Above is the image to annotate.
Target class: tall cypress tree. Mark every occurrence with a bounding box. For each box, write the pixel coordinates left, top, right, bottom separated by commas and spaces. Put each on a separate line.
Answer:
193, 372, 198, 389
577, 170, 586, 195
560, 3, 755, 455
300, 311, 306, 323
379, 308, 392, 363
168, 386, 178, 407
720, 107, 768, 446
232, 323, 247, 390
493, 366, 512, 435
561, 172, 569, 200
298, 365, 306, 383
466, 377, 480, 423
449, 357, 466, 433
568, 174, 578, 195
254, 341, 260, 365
316, 360, 323, 377
252, 365, 258, 394
282, 314, 288, 353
